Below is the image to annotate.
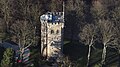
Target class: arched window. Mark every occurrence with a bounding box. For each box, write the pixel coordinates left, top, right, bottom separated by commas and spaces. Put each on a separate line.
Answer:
51, 30, 54, 34
56, 30, 59, 34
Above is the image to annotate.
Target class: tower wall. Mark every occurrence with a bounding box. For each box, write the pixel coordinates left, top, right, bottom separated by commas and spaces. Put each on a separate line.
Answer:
40, 12, 64, 60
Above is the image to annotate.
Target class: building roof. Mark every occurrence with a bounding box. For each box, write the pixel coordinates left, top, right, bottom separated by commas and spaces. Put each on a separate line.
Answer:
0, 40, 19, 51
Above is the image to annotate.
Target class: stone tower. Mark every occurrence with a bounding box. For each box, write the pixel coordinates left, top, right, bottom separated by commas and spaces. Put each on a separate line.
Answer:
40, 12, 64, 61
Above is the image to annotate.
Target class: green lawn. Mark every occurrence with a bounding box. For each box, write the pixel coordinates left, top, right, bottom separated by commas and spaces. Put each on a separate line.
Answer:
63, 40, 119, 67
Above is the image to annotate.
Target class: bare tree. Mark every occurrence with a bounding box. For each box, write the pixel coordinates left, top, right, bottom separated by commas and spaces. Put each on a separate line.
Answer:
98, 19, 116, 66
30, 1, 41, 22
50, 0, 63, 12
0, 18, 6, 42
91, 0, 108, 22
114, 23, 120, 67
9, 20, 35, 56
29, 0, 42, 46
113, 3, 120, 67
80, 24, 97, 67
0, 0, 13, 39
66, 0, 75, 11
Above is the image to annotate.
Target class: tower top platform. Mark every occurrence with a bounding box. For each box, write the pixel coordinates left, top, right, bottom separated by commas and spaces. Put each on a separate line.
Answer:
40, 12, 64, 23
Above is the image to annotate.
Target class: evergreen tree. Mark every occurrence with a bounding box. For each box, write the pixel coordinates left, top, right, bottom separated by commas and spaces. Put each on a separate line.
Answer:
0, 48, 14, 67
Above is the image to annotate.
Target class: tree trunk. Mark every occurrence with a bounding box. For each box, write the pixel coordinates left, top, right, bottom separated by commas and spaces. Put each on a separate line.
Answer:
101, 44, 107, 67
87, 44, 92, 67
118, 50, 120, 67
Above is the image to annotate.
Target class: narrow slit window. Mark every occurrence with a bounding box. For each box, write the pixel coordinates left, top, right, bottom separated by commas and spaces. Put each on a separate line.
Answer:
56, 30, 59, 34
51, 30, 54, 34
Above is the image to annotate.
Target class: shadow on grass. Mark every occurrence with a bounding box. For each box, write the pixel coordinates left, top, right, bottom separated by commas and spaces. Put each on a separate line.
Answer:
63, 41, 87, 61
0, 47, 5, 64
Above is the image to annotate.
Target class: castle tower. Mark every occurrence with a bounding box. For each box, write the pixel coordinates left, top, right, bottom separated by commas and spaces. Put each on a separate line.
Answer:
40, 12, 64, 61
